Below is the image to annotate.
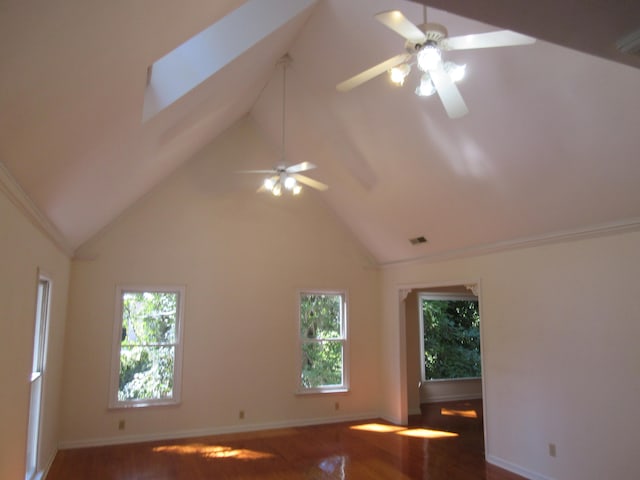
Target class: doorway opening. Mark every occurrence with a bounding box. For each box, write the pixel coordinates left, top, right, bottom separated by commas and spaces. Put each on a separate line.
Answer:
400, 282, 486, 450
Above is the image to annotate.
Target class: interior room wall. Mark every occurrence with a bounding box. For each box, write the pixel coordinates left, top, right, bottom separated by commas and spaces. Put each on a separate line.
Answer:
0, 187, 70, 479
60, 117, 381, 446
381, 230, 640, 480
405, 290, 421, 415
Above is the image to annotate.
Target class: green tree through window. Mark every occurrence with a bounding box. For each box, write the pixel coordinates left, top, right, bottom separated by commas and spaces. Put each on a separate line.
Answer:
299, 291, 347, 391
111, 286, 184, 407
421, 297, 481, 380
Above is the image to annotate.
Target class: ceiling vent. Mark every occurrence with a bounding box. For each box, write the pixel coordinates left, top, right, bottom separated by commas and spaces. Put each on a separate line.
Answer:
409, 236, 428, 245
616, 29, 640, 57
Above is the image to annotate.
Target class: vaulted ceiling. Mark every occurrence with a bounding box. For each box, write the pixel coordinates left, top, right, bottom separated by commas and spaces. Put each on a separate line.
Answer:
2, 0, 639, 265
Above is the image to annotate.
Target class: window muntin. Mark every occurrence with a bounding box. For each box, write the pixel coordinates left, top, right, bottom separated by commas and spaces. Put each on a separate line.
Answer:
419, 294, 481, 381
298, 291, 348, 393
110, 286, 184, 408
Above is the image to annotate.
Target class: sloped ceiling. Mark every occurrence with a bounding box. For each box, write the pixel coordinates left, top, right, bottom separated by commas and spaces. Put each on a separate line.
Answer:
1, 0, 639, 265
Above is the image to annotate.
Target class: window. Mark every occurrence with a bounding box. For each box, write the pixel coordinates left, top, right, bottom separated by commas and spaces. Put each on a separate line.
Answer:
110, 286, 185, 408
298, 291, 348, 393
419, 294, 481, 381
26, 275, 51, 480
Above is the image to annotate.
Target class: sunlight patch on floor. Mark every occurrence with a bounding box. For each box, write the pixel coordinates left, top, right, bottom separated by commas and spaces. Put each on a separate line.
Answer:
153, 443, 274, 460
441, 408, 478, 418
397, 428, 459, 439
350, 423, 406, 433
350, 423, 458, 439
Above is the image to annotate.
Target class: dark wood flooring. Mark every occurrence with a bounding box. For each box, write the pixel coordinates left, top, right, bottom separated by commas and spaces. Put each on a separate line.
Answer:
46, 399, 524, 479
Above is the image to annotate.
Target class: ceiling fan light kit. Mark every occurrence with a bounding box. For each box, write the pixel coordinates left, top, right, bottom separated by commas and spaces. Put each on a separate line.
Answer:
337, 8, 535, 118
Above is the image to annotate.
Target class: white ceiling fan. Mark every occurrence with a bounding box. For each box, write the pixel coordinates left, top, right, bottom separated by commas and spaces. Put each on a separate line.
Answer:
336, 8, 536, 118
242, 162, 328, 196
239, 55, 328, 196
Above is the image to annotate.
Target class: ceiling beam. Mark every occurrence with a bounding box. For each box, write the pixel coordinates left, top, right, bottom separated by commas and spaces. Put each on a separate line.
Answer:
411, 0, 640, 69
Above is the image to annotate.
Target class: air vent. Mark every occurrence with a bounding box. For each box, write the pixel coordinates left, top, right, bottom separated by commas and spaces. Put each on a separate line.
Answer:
409, 236, 428, 245
616, 29, 640, 57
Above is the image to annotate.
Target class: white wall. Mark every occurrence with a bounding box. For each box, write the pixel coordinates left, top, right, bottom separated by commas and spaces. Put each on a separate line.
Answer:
382, 231, 640, 480
60, 117, 381, 446
0, 185, 70, 479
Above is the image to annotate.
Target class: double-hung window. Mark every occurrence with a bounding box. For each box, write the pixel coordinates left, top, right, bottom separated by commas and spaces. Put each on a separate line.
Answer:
109, 286, 185, 408
298, 290, 348, 393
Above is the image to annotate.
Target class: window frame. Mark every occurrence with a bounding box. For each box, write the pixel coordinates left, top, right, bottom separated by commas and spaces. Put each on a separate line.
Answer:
109, 285, 185, 409
418, 292, 481, 383
296, 289, 349, 395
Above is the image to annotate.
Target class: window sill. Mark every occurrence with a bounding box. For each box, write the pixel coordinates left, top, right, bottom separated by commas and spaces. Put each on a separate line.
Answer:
423, 377, 481, 383
108, 399, 181, 410
296, 387, 349, 396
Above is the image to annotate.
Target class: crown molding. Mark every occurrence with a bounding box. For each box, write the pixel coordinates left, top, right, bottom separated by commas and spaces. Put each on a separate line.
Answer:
0, 162, 74, 257
381, 218, 640, 269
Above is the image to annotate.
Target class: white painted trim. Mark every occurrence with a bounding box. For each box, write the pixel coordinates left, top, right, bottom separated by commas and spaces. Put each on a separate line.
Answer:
58, 411, 379, 450
108, 285, 186, 409
296, 289, 349, 394
487, 454, 554, 480
34, 449, 57, 480
381, 217, 640, 268
0, 161, 73, 257
423, 393, 482, 403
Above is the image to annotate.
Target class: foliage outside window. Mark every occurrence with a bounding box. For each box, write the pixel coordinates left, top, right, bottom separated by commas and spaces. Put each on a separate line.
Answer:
420, 294, 481, 381
298, 291, 348, 393
110, 286, 184, 408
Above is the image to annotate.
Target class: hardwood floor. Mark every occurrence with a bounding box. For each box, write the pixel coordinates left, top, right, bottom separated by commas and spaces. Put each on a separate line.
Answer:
46, 400, 525, 479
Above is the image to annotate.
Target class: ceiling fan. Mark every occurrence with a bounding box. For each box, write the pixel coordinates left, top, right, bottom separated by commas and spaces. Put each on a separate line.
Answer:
242, 161, 328, 196
239, 56, 328, 196
336, 8, 536, 118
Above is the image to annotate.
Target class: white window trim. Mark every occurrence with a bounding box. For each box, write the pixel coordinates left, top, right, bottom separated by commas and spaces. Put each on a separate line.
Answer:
418, 292, 481, 383
26, 270, 52, 480
109, 285, 185, 409
296, 289, 349, 395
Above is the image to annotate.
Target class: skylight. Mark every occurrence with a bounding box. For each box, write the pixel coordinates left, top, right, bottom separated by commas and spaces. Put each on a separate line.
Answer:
142, 0, 316, 122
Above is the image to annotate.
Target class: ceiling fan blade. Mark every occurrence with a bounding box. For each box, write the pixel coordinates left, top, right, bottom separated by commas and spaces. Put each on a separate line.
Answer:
292, 174, 329, 191
443, 30, 535, 50
429, 67, 469, 119
336, 53, 411, 92
375, 10, 427, 44
286, 162, 316, 174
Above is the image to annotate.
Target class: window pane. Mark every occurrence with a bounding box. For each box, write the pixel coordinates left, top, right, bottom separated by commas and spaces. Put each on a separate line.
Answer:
423, 299, 481, 380
300, 294, 342, 339
300, 341, 343, 388
118, 346, 175, 401
122, 292, 177, 345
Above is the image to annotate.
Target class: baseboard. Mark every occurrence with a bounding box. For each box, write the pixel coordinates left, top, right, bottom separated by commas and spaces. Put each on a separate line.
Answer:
422, 393, 482, 403
30, 448, 57, 480
58, 411, 380, 449
41, 449, 57, 478
487, 454, 554, 480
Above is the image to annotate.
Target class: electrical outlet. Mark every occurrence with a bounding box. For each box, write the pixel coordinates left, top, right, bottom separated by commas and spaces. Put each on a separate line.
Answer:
548, 443, 556, 457
239, 410, 245, 420
118, 419, 126, 431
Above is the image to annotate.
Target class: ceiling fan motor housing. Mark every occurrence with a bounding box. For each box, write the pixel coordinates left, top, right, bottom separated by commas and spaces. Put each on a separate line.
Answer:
405, 22, 448, 53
